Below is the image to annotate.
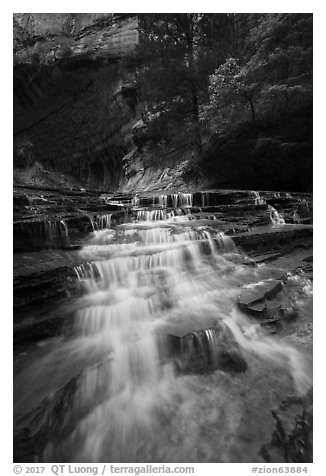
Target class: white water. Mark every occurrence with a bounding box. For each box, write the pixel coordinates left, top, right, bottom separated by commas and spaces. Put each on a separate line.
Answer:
251, 190, 266, 205
43, 220, 70, 243
171, 193, 192, 208
268, 205, 286, 225
60, 219, 69, 237
15, 199, 312, 463
157, 195, 168, 208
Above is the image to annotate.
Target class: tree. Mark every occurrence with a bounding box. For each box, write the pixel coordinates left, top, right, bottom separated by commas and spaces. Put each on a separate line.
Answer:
207, 57, 260, 125
135, 14, 233, 155
206, 14, 312, 129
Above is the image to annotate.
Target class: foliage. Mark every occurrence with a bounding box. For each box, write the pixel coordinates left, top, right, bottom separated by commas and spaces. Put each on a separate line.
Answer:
135, 14, 233, 153
13, 13, 313, 155
207, 57, 259, 124
206, 13, 312, 130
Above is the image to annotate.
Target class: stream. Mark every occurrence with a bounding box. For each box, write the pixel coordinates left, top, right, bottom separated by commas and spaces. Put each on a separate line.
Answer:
13, 190, 313, 463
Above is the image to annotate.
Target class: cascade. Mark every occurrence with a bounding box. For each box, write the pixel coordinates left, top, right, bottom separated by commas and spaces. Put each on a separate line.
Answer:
44, 220, 56, 241
60, 219, 69, 237
158, 195, 168, 207
251, 190, 266, 205
268, 205, 286, 225
96, 214, 112, 230
132, 196, 140, 207
172, 193, 178, 208
180, 193, 193, 207
137, 209, 166, 221
14, 190, 312, 463
87, 214, 95, 232
171, 193, 193, 208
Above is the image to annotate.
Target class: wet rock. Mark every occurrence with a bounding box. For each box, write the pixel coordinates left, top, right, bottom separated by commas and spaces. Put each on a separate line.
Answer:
14, 195, 30, 206
14, 311, 73, 346
225, 225, 251, 235
233, 227, 313, 254
277, 305, 298, 321
14, 266, 77, 312
238, 280, 283, 317
14, 371, 83, 462
248, 252, 282, 264
165, 320, 247, 375
14, 357, 112, 462
260, 392, 313, 463
14, 375, 79, 462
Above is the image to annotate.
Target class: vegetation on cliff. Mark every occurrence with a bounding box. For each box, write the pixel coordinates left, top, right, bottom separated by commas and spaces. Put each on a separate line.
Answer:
13, 13, 312, 192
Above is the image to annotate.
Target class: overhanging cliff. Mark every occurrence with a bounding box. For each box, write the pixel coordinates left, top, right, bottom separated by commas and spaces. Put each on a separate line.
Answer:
13, 13, 313, 193
14, 14, 141, 190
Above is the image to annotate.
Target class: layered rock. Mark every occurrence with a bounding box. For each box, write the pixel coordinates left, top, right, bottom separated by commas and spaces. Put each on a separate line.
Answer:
14, 14, 139, 190
13, 14, 312, 193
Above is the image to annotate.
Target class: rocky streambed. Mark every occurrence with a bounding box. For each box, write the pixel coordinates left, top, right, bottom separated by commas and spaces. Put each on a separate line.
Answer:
13, 186, 313, 463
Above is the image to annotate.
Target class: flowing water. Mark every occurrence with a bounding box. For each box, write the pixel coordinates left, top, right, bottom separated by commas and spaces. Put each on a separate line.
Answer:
268, 205, 286, 225
251, 191, 266, 205
14, 194, 313, 463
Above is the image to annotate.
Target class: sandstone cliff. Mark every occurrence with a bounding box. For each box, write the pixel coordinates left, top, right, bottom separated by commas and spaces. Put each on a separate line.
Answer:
14, 14, 144, 190
13, 14, 312, 193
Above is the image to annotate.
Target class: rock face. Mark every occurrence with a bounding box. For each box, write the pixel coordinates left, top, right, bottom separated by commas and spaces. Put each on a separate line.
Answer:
14, 14, 312, 193
14, 13, 202, 193
201, 120, 312, 193
14, 14, 139, 190
163, 321, 248, 374
260, 393, 313, 463
238, 280, 284, 316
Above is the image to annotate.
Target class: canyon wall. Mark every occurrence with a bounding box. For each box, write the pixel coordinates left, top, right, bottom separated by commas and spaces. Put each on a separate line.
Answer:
14, 14, 142, 190
13, 14, 312, 193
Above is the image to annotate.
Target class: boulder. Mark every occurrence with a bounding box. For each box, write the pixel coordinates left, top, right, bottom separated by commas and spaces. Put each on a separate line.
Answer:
165, 320, 247, 375
238, 280, 283, 317
260, 392, 313, 463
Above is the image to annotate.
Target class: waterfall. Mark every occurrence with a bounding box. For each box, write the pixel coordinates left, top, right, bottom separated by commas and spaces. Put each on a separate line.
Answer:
132, 196, 140, 207
158, 195, 167, 207
180, 193, 193, 207
63, 208, 310, 460
215, 231, 236, 252
84, 214, 112, 232
171, 193, 193, 208
137, 209, 166, 221
16, 191, 312, 463
96, 214, 112, 230
268, 205, 285, 225
44, 220, 56, 241
251, 190, 266, 205
60, 219, 69, 237
43, 220, 69, 244
87, 215, 95, 232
